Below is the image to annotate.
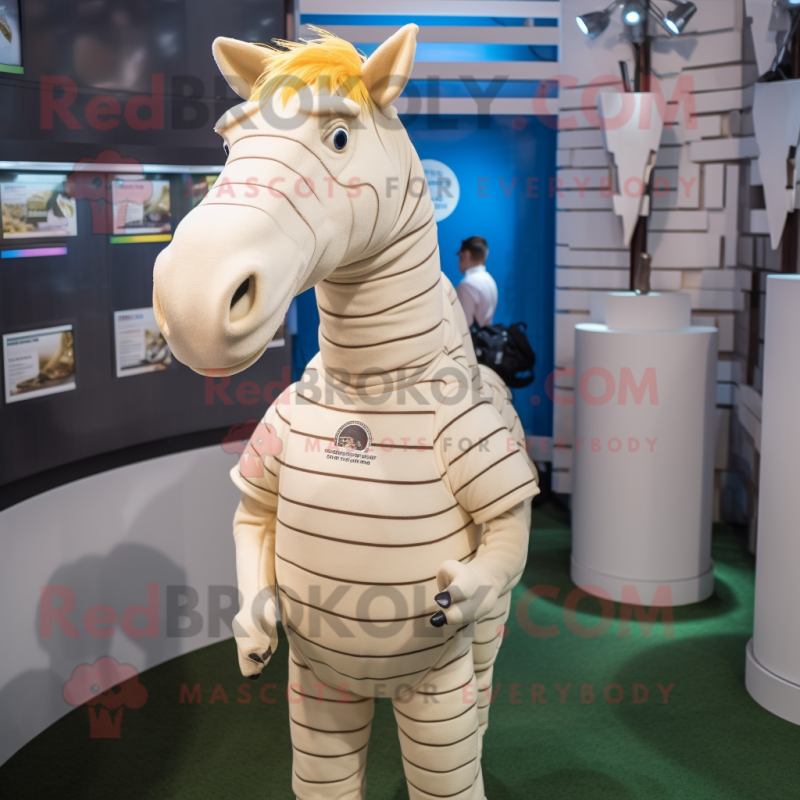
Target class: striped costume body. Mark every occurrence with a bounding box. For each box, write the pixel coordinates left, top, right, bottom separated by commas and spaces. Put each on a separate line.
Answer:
234, 352, 535, 702
152, 24, 541, 800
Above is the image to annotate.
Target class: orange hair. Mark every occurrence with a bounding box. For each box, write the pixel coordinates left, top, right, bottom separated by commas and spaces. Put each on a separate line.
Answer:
249, 27, 373, 108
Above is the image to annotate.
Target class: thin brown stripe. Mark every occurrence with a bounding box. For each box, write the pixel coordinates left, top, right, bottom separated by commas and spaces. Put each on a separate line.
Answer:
290, 717, 372, 735
479, 611, 508, 623
275, 406, 291, 427
292, 742, 368, 759
431, 648, 472, 673
471, 478, 536, 514
285, 623, 447, 659
294, 767, 364, 786
434, 400, 491, 444
296, 392, 434, 415
227, 137, 381, 248
449, 426, 505, 466
313, 358, 436, 379
207, 180, 317, 252
397, 723, 479, 749
289, 686, 370, 704
318, 273, 441, 319
416, 676, 476, 697
452, 451, 518, 495
276, 516, 471, 549
302, 653, 434, 683
320, 319, 443, 350
289, 428, 433, 450
394, 702, 476, 725
275, 456, 441, 486
325, 225, 436, 285
406, 773, 478, 798
276, 547, 478, 586
401, 754, 478, 775
279, 585, 433, 621
278, 492, 458, 521
240, 473, 277, 495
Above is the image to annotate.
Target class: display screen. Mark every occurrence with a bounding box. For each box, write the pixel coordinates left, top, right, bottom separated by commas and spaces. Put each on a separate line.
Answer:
111, 178, 172, 235
1, 174, 77, 239
3, 324, 75, 403
113, 307, 173, 378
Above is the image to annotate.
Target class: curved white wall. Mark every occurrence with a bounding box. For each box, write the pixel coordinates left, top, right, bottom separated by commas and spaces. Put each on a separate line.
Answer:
0, 445, 241, 765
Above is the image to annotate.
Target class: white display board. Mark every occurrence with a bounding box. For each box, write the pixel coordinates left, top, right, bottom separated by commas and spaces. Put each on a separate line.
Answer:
113, 308, 172, 378
3, 324, 76, 403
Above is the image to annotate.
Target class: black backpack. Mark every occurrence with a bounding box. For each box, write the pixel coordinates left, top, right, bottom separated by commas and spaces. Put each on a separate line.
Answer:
470, 322, 536, 389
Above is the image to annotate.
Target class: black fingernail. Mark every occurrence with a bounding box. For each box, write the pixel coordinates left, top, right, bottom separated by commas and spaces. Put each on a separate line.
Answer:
430, 611, 447, 628
262, 647, 272, 660
248, 674, 259, 680
435, 592, 452, 609
248, 653, 263, 664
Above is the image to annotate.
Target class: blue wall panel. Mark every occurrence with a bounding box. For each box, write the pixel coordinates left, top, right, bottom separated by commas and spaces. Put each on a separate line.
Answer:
293, 114, 556, 436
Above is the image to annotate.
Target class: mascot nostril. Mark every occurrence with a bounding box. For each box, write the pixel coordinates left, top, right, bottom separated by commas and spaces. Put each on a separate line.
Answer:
229, 276, 254, 323
231, 277, 250, 309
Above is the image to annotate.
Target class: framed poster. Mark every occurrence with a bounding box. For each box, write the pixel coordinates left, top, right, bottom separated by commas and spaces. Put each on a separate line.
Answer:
3, 325, 76, 403
111, 177, 172, 235
113, 308, 172, 377
1, 175, 77, 239
0, 1, 22, 74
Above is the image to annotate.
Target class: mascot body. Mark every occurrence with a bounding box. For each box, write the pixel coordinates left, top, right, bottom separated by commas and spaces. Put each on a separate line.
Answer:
153, 25, 538, 800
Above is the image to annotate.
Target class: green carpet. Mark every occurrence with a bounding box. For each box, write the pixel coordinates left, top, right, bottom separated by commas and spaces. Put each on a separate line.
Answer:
3, 502, 800, 799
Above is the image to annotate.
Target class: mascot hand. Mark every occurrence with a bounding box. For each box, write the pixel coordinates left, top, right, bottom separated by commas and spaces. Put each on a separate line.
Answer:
430, 560, 499, 628
232, 589, 278, 679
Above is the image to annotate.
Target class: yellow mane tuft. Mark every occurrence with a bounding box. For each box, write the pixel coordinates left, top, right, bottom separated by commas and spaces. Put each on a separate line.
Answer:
249, 27, 373, 108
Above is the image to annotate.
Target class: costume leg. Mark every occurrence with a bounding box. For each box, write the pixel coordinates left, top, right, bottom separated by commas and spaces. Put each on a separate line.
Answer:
472, 591, 512, 747
392, 645, 484, 800
289, 649, 375, 800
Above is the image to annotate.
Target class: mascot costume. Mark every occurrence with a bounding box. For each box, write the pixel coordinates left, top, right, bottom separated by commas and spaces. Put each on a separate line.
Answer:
153, 25, 539, 800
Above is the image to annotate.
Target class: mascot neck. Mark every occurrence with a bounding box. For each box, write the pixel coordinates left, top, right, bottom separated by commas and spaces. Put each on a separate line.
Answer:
314, 192, 442, 392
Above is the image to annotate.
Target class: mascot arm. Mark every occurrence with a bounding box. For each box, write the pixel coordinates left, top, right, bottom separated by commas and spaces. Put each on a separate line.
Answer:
435, 501, 529, 626
229, 385, 293, 677
432, 383, 538, 628
231, 495, 279, 678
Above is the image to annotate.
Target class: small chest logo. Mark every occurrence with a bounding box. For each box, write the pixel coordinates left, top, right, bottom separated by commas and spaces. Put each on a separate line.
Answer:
326, 420, 377, 465
335, 421, 372, 451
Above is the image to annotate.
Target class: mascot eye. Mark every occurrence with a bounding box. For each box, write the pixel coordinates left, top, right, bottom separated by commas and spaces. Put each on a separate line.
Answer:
223, 142, 230, 157
332, 128, 348, 151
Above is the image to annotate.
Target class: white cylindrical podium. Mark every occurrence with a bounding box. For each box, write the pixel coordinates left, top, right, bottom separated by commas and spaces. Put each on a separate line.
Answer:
570, 292, 718, 606
746, 275, 800, 725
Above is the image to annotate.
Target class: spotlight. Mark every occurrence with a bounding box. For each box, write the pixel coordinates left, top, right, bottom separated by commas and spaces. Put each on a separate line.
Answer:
576, 10, 611, 39
664, 2, 698, 35
622, 1, 645, 25
778, 0, 800, 8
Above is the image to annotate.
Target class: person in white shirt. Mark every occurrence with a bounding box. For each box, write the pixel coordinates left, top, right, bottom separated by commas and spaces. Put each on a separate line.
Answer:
455, 235, 498, 328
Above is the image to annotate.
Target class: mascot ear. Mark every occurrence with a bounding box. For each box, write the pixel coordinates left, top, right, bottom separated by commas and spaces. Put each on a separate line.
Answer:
361, 24, 418, 108
213, 37, 267, 100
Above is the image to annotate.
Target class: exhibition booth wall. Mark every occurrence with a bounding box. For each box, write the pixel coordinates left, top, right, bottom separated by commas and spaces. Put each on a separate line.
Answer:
0, 0, 292, 500
554, 0, 791, 551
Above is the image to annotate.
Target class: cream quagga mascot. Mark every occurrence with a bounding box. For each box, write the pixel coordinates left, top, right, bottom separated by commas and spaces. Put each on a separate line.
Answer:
153, 25, 539, 800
